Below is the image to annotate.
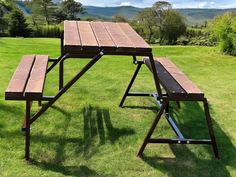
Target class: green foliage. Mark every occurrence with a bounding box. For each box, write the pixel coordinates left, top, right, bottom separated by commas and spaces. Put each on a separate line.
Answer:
135, 8, 159, 43
112, 15, 127, 22
0, 6, 7, 36
134, 1, 186, 44
29, 0, 56, 26
177, 28, 216, 46
9, 8, 30, 37
55, 0, 86, 23
160, 10, 186, 44
34, 24, 63, 38
210, 12, 236, 55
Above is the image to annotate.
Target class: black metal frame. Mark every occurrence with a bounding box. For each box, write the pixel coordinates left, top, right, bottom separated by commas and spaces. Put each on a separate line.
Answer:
119, 59, 219, 159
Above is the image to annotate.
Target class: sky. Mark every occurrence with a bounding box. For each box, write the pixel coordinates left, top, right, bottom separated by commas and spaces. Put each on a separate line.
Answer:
77, 0, 236, 8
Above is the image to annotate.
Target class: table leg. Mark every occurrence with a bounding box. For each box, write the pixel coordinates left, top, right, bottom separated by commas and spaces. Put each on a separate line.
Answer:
25, 100, 31, 161
148, 54, 162, 99
59, 60, 64, 90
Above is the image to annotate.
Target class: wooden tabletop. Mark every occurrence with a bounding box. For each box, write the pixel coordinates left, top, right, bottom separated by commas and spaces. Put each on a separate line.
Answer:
63, 21, 151, 55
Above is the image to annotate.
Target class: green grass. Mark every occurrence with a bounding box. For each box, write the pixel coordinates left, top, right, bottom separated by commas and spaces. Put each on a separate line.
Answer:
0, 38, 236, 177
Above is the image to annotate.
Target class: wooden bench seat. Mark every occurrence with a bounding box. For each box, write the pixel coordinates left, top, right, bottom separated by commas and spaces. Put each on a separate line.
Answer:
143, 57, 204, 99
5, 55, 49, 100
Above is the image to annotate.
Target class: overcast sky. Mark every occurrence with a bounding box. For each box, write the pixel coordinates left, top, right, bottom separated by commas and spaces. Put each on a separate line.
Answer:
77, 0, 236, 8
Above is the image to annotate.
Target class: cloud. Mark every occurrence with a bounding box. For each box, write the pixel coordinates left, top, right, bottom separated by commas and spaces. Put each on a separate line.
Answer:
120, 1, 131, 6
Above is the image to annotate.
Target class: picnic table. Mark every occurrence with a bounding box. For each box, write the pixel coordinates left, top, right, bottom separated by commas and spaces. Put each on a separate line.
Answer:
5, 21, 219, 161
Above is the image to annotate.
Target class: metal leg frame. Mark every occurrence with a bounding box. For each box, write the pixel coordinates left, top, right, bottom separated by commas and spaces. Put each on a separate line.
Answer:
22, 51, 104, 161
120, 56, 219, 159
137, 99, 219, 159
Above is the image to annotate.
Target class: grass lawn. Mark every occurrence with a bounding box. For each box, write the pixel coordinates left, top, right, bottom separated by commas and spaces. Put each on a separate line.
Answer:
0, 38, 235, 177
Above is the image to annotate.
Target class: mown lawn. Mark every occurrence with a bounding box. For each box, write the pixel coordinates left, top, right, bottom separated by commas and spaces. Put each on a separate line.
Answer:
0, 38, 235, 177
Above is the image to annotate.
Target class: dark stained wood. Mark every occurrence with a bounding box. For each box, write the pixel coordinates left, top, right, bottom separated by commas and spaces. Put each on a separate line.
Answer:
103, 22, 135, 50
157, 58, 203, 95
63, 21, 151, 54
24, 55, 48, 99
118, 23, 151, 51
77, 21, 98, 50
144, 58, 186, 95
90, 21, 116, 49
144, 57, 204, 99
5, 55, 35, 100
64, 21, 82, 52
5, 55, 48, 100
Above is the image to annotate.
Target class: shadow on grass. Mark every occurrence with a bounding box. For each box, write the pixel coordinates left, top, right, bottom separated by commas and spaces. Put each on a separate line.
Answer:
31, 105, 135, 176
81, 105, 135, 159
131, 101, 236, 177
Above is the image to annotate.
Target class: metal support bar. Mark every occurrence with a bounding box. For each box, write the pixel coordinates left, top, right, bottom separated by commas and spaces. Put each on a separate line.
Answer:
29, 51, 104, 125
137, 100, 168, 156
127, 92, 155, 96
148, 138, 212, 144
203, 99, 220, 159
119, 60, 142, 107
165, 114, 185, 139
148, 53, 163, 100
59, 59, 64, 90
46, 54, 69, 74
25, 100, 31, 160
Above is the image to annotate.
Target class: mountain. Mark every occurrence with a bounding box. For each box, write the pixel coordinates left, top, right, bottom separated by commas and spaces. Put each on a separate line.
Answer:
177, 8, 236, 24
15, 1, 236, 25
83, 6, 236, 24
82, 6, 143, 20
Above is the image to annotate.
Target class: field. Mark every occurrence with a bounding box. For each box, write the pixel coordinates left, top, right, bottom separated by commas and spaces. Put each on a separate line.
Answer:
0, 38, 235, 177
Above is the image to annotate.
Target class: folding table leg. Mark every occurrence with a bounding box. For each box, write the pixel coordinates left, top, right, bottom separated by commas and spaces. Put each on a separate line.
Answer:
25, 100, 31, 161
59, 60, 64, 90
137, 101, 168, 156
119, 62, 142, 107
203, 99, 219, 159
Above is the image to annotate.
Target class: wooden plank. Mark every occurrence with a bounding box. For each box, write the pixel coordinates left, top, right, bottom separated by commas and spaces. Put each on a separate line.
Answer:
90, 21, 116, 49
143, 58, 186, 95
5, 55, 35, 100
64, 21, 81, 52
118, 23, 151, 52
157, 58, 203, 95
77, 21, 98, 50
24, 55, 48, 99
103, 22, 135, 50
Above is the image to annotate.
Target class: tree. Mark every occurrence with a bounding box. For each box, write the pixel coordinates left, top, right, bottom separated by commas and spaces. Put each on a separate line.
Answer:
9, 9, 30, 37
29, 0, 56, 26
136, 9, 159, 43
0, 4, 7, 35
112, 15, 127, 22
152, 0, 172, 25
55, 0, 85, 23
160, 10, 186, 44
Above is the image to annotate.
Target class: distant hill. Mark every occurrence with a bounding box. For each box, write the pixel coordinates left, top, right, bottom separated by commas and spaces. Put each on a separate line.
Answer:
83, 6, 236, 24
15, 1, 236, 25
82, 6, 143, 20
177, 8, 236, 24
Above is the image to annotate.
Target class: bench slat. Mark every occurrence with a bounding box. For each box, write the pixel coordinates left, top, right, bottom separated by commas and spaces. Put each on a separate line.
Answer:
5, 55, 35, 100
24, 55, 48, 99
144, 58, 186, 95
157, 58, 203, 95
144, 57, 204, 99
